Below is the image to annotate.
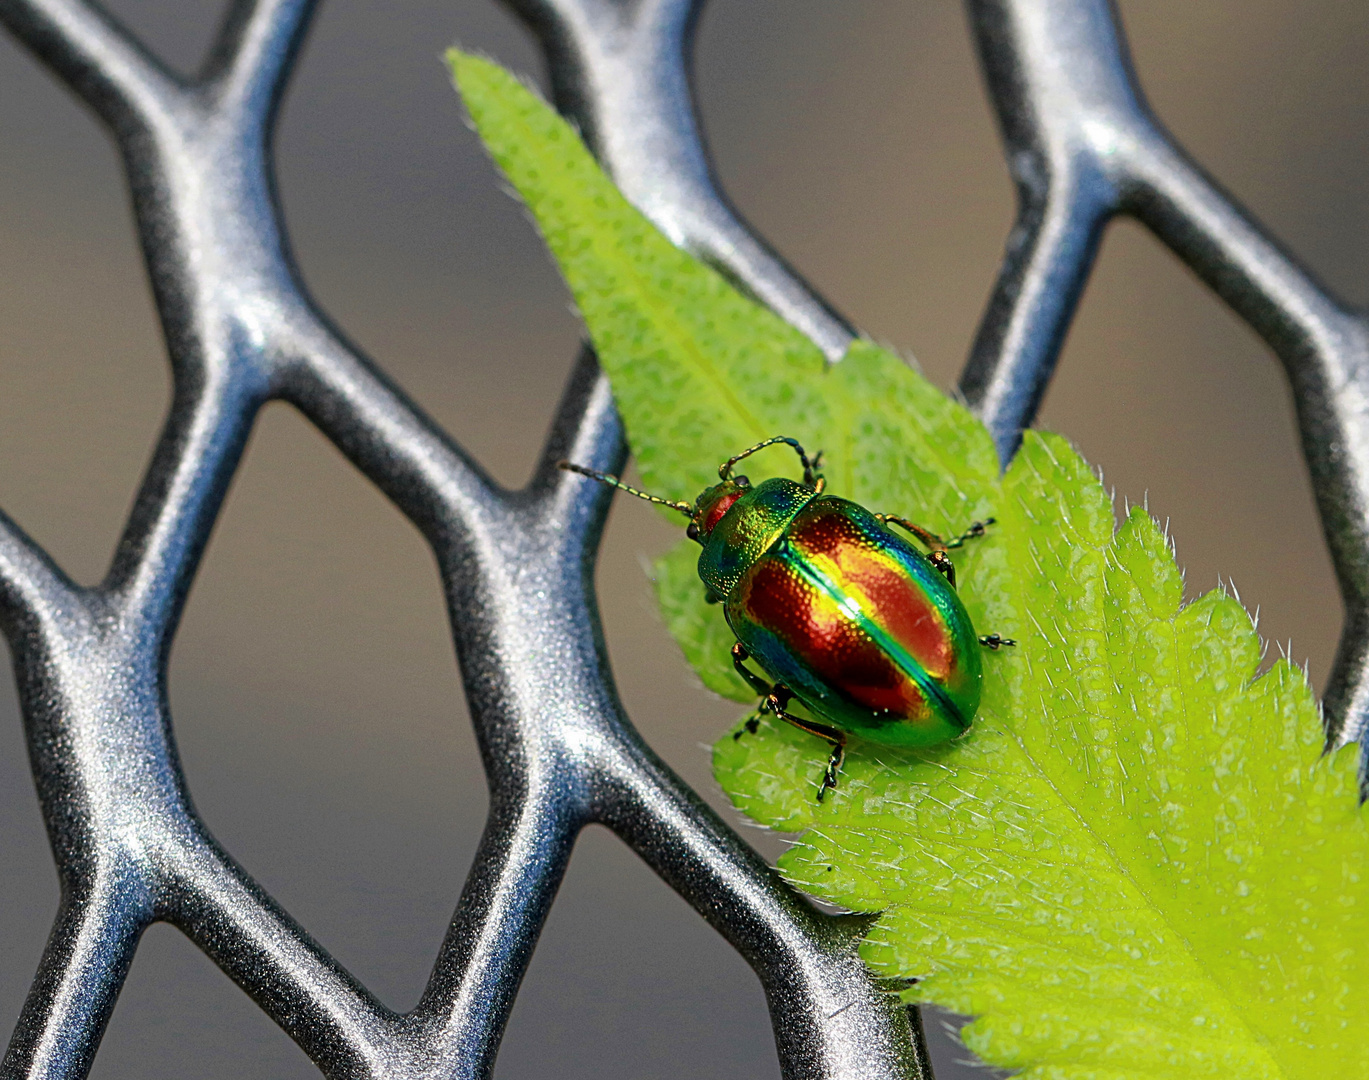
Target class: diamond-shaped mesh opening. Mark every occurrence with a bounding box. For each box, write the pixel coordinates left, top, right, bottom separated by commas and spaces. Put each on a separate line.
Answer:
92, 925, 314, 1080
272, 0, 584, 490
0, 35, 166, 586
169, 403, 483, 1012
497, 826, 778, 1080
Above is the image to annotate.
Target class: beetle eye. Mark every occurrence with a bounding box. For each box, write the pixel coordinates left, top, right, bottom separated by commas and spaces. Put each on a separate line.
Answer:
686, 521, 700, 541
734, 475, 750, 488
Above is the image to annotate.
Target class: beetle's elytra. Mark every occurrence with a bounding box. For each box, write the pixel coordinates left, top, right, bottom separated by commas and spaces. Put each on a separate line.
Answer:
560, 437, 1014, 799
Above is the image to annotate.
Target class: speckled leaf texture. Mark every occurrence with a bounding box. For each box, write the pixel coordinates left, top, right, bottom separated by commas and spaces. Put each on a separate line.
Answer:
452, 50, 1369, 1078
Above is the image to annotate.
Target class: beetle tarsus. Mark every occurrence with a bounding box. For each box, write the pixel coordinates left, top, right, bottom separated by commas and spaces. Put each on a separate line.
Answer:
979, 633, 1016, 650
947, 517, 996, 549
817, 742, 845, 802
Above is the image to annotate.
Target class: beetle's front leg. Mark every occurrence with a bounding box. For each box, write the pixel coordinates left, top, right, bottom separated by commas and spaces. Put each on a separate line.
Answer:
874, 514, 946, 550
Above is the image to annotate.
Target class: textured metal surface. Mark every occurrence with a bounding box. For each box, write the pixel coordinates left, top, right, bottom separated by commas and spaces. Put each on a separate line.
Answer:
0, 1, 1360, 1079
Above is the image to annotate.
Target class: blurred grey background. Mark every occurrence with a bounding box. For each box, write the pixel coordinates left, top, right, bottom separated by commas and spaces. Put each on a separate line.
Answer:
0, 0, 1365, 1076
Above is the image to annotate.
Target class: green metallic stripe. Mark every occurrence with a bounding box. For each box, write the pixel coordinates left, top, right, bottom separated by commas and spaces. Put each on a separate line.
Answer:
784, 545, 966, 728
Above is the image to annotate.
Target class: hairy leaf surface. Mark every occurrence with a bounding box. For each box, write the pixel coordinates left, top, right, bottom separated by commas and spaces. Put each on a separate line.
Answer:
452, 50, 1369, 1078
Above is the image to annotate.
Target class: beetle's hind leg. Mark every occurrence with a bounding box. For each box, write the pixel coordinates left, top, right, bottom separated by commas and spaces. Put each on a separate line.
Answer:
764, 694, 846, 801
732, 643, 773, 698
731, 644, 770, 737
731, 644, 846, 799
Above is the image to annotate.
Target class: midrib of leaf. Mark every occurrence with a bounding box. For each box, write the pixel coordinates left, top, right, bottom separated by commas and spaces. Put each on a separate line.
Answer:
597, 272, 770, 448
831, 419, 856, 512
995, 443, 1287, 1076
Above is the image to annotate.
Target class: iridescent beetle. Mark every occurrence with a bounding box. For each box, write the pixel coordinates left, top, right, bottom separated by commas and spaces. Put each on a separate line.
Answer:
560, 437, 1014, 799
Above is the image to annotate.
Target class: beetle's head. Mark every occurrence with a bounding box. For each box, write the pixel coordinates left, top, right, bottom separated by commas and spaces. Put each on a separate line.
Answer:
686, 476, 751, 545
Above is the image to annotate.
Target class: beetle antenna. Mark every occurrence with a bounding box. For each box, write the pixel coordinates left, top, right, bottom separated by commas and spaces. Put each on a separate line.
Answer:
558, 461, 695, 517
720, 436, 823, 488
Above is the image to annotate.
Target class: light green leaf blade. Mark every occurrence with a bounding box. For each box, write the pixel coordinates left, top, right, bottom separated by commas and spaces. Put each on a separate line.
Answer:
452, 51, 1369, 1079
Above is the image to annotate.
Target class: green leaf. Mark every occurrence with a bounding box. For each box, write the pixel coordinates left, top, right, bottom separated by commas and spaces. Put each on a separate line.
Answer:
452, 50, 1369, 1078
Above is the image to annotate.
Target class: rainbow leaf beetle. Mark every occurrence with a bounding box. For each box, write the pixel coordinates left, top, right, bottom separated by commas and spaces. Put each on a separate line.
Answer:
560, 437, 1014, 799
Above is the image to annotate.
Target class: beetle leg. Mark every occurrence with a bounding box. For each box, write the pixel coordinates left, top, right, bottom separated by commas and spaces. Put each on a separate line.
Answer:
880, 517, 954, 588
979, 633, 1017, 649
764, 693, 848, 801
927, 550, 956, 588
732, 643, 776, 698
732, 645, 781, 741
878, 514, 998, 588
729, 647, 848, 798
821, 742, 845, 801
875, 514, 957, 587
875, 514, 946, 550
946, 517, 997, 549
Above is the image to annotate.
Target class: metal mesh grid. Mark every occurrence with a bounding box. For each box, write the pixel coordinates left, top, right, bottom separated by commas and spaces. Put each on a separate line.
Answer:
0, 2, 1360, 1079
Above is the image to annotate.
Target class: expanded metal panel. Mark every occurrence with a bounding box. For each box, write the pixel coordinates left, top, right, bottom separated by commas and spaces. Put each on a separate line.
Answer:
0, 2, 1360, 1080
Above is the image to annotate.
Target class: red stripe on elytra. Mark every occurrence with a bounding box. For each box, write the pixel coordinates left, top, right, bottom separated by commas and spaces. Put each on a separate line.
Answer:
739, 557, 930, 720
788, 507, 954, 679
